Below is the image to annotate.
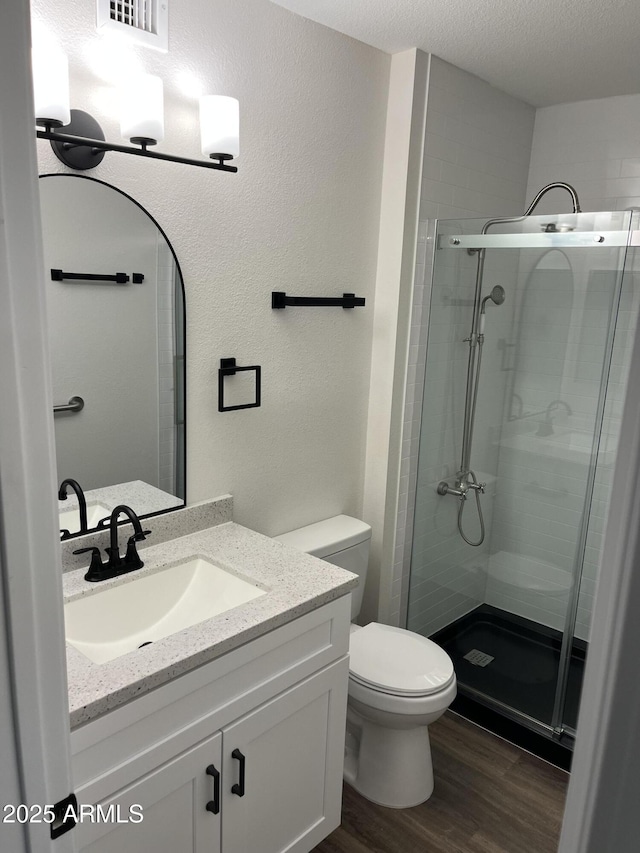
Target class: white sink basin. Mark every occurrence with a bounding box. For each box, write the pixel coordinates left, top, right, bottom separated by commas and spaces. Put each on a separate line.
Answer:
59, 500, 111, 534
65, 557, 266, 664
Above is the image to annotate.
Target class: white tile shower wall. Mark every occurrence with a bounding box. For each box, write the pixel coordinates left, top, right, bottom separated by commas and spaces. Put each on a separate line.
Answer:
156, 239, 176, 495
392, 56, 535, 634
527, 95, 640, 215
483, 97, 640, 640
419, 57, 534, 224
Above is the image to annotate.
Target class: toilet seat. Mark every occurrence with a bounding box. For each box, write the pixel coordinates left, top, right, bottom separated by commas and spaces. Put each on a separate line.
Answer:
349, 622, 455, 697
348, 667, 457, 718
348, 671, 453, 699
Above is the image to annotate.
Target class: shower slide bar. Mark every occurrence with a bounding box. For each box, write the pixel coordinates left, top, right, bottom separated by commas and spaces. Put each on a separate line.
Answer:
435, 182, 589, 548
439, 229, 639, 250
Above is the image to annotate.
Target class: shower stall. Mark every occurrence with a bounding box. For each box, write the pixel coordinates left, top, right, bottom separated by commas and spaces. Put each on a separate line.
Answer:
406, 193, 639, 758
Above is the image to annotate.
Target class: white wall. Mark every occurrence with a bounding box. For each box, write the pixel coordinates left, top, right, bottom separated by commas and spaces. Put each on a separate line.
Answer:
32, 0, 389, 536
398, 56, 535, 635
361, 48, 428, 625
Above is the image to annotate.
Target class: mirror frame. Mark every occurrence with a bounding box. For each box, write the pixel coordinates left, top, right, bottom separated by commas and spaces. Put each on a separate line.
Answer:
40, 172, 187, 534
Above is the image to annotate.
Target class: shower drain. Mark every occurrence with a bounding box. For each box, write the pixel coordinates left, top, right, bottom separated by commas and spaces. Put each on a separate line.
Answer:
463, 649, 494, 667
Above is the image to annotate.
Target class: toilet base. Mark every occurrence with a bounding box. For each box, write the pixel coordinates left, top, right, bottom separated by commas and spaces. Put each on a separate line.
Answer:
344, 710, 434, 808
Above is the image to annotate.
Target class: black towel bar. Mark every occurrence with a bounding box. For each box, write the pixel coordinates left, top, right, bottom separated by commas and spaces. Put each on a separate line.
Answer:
51, 269, 144, 284
271, 291, 365, 309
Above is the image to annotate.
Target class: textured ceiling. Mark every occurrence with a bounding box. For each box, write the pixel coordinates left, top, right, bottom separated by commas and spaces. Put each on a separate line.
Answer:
270, 0, 640, 107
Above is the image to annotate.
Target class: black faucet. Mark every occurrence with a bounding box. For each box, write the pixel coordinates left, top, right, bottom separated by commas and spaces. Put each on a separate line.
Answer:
74, 505, 151, 583
58, 478, 88, 539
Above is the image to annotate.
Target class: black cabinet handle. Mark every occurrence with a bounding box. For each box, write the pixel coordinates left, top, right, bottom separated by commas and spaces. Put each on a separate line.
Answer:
206, 764, 220, 814
231, 748, 245, 797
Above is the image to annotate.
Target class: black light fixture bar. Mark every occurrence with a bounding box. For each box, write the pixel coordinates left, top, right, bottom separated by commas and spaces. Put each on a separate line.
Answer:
37, 127, 237, 172
272, 291, 366, 309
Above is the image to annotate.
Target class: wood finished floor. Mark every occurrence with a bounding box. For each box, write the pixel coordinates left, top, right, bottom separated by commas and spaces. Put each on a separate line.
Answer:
313, 712, 568, 853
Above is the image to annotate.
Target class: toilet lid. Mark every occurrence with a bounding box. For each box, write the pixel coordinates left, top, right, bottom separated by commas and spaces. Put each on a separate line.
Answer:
349, 622, 455, 696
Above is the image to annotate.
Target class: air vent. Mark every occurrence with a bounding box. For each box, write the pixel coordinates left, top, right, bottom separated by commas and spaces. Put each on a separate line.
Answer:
97, 0, 168, 52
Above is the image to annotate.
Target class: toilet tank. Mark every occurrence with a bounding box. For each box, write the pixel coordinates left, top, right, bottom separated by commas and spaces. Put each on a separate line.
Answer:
275, 515, 371, 620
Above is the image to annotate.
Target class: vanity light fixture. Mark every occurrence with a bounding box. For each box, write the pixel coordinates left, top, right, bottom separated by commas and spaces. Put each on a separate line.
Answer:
120, 73, 165, 147
200, 95, 239, 162
32, 45, 71, 128
34, 50, 238, 173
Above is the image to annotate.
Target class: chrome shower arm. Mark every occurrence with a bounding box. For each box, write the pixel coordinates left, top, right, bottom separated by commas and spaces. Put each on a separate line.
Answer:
524, 182, 581, 215
478, 182, 581, 236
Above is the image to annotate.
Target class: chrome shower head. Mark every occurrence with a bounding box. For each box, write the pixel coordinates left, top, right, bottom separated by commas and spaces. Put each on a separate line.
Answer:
490, 285, 506, 305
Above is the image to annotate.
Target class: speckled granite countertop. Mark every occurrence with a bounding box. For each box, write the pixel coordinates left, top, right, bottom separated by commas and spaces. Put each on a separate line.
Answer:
64, 521, 357, 728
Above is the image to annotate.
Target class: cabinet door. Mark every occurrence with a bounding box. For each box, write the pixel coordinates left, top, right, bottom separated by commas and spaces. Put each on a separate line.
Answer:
75, 732, 222, 853
221, 657, 349, 853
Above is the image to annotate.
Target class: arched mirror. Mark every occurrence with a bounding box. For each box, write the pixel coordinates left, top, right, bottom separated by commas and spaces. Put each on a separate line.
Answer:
39, 174, 186, 538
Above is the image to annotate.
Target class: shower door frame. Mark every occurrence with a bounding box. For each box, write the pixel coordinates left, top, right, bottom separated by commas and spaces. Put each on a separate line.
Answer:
404, 213, 638, 744
551, 223, 636, 737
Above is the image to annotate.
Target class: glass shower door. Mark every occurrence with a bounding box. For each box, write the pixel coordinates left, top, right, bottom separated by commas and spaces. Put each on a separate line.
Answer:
556, 213, 640, 738
407, 210, 633, 740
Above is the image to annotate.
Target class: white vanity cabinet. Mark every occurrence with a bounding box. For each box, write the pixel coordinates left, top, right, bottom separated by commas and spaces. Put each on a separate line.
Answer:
72, 733, 223, 853
220, 662, 347, 853
70, 596, 350, 853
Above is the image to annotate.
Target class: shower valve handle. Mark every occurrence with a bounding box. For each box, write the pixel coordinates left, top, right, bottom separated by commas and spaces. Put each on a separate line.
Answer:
437, 481, 464, 498
437, 479, 485, 498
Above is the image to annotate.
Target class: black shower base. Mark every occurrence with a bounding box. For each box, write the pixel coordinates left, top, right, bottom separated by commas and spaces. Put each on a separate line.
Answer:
431, 604, 586, 770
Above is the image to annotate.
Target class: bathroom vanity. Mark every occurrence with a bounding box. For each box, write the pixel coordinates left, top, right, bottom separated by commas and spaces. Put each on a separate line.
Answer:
63, 504, 356, 853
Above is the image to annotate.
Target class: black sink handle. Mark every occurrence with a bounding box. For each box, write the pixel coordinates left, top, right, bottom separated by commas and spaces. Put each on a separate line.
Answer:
127, 529, 152, 544
73, 546, 106, 577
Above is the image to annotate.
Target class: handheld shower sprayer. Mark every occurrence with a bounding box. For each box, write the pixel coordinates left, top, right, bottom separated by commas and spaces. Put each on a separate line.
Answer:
479, 285, 506, 334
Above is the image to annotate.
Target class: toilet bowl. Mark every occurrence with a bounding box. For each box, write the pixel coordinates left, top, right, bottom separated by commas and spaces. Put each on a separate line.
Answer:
275, 515, 457, 808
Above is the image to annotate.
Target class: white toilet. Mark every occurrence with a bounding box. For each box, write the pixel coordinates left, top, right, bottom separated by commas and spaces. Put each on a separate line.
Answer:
276, 515, 457, 809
